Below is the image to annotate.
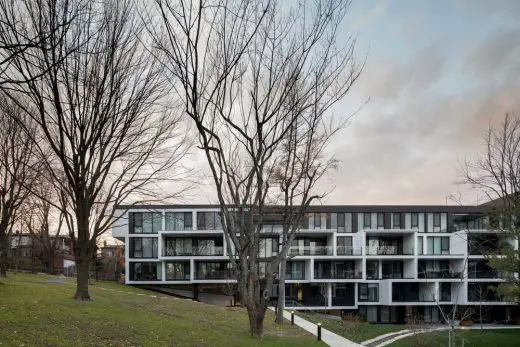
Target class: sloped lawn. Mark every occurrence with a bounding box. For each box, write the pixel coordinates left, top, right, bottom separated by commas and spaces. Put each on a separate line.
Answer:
0, 273, 323, 346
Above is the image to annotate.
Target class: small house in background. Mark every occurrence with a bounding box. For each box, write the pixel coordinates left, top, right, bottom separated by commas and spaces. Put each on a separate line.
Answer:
8, 232, 75, 275
96, 240, 125, 281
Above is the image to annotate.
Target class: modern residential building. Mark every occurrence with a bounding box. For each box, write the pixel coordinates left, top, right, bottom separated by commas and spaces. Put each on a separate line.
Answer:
112, 204, 519, 324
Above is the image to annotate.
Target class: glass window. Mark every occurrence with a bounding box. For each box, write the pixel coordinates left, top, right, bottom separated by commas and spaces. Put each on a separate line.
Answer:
337, 213, 345, 232
337, 236, 353, 255
433, 213, 441, 227
165, 212, 193, 231
314, 213, 321, 229
196, 212, 222, 230
130, 262, 161, 281
258, 238, 278, 258
441, 236, 450, 254
418, 236, 423, 255
130, 237, 158, 258
377, 213, 384, 228
393, 213, 401, 229
411, 213, 419, 229
363, 213, 372, 229
359, 283, 378, 301
165, 262, 190, 280
131, 212, 161, 234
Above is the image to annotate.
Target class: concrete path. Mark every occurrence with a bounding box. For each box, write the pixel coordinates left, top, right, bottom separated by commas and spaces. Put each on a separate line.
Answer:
269, 308, 363, 347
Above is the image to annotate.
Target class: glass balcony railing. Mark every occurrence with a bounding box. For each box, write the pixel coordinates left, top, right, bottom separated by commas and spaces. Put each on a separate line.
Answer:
285, 272, 306, 280
314, 270, 362, 280
392, 296, 435, 302
336, 246, 362, 256
468, 270, 502, 279
195, 269, 233, 280
366, 246, 413, 256
288, 246, 333, 256
418, 270, 462, 279
163, 246, 224, 257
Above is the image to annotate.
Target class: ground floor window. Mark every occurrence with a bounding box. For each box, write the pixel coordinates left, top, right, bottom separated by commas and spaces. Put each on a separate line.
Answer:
165, 262, 190, 280
129, 262, 162, 281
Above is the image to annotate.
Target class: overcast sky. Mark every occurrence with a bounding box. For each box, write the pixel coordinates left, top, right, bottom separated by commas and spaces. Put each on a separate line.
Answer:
183, 0, 520, 206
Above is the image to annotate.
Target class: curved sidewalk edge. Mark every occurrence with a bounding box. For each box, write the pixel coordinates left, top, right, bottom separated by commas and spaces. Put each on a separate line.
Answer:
268, 308, 363, 347
371, 325, 520, 347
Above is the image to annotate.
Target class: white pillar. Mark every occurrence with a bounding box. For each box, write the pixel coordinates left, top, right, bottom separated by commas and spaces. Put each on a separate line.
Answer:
328, 283, 332, 307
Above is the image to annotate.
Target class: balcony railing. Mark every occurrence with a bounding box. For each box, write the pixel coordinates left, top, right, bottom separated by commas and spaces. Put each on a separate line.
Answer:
336, 246, 362, 256
381, 272, 404, 279
468, 270, 502, 279
285, 272, 305, 280
288, 246, 333, 256
195, 269, 233, 280
392, 296, 435, 302
314, 270, 362, 280
418, 270, 462, 279
163, 246, 224, 257
366, 246, 413, 256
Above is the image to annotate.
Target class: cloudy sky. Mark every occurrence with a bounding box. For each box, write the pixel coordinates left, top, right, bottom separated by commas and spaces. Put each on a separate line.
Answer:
186, 0, 520, 206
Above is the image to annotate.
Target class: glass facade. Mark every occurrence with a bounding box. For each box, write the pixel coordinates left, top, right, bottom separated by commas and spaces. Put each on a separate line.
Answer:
130, 237, 158, 258
130, 212, 162, 234
129, 262, 161, 281
196, 212, 222, 230
165, 212, 193, 231
358, 283, 378, 302
165, 262, 190, 280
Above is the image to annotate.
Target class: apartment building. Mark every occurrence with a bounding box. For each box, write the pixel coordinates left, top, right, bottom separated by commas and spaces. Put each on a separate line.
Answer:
112, 204, 519, 324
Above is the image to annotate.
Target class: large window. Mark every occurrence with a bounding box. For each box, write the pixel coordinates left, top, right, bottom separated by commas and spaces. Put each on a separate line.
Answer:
286, 261, 305, 280
426, 236, 450, 255
359, 283, 378, 302
195, 262, 232, 280
337, 236, 353, 255
258, 238, 279, 258
129, 262, 161, 281
196, 212, 222, 230
165, 262, 190, 280
363, 213, 372, 229
130, 212, 162, 234
130, 237, 158, 258
377, 213, 384, 229
164, 237, 223, 256
313, 213, 322, 229
165, 212, 193, 231
411, 213, 419, 229
337, 213, 345, 232
393, 213, 401, 229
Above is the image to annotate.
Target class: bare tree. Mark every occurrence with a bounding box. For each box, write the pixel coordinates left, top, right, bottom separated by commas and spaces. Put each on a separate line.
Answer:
0, 0, 190, 300
23, 179, 66, 275
0, 96, 39, 277
149, 0, 361, 336
461, 111, 520, 303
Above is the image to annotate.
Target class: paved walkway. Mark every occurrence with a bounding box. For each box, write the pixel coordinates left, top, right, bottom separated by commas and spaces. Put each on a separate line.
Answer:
269, 308, 363, 347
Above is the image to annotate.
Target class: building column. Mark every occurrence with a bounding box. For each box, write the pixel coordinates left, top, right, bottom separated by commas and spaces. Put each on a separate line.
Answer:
328, 283, 332, 307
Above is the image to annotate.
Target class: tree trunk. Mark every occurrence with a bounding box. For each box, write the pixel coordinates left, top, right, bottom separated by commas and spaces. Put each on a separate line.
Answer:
74, 252, 90, 301
74, 208, 91, 301
275, 259, 287, 324
248, 304, 266, 338
0, 230, 8, 277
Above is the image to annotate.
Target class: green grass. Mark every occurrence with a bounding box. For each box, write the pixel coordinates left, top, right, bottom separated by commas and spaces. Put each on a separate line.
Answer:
296, 312, 405, 343
0, 273, 323, 347
388, 328, 520, 347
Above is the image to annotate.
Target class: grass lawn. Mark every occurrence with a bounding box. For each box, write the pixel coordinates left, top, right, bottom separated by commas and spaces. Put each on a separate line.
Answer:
296, 311, 405, 343
388, 328, 520, 347
0, 273, 323, 347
